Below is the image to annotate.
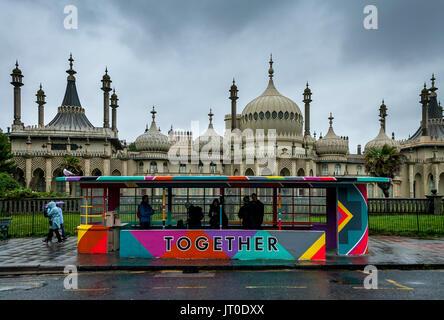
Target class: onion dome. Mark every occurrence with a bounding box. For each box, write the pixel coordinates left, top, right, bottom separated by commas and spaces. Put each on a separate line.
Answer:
240, 55, 303, 136
365, 127, 401, 151
134, 106, 170, 152
315, 113, 349, 155
365, 100, 400, 151
193, 108, 223, 152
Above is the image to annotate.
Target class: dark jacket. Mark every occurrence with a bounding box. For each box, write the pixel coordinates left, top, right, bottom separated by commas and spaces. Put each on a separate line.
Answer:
238, 203, 253, 229
208, 203, 228, 229
138, 202, 155, 224
250, 200, 264, 229
187, 205, 204, 229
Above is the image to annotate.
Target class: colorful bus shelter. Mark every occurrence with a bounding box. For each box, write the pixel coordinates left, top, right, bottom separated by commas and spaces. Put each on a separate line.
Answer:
56, 175, 390, 261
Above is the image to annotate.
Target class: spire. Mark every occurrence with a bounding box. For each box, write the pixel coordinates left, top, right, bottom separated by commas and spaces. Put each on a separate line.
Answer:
379, 99, 387, 131
208, 108, 214, 129
268, 53, 274, 80
61, 54, 81, 107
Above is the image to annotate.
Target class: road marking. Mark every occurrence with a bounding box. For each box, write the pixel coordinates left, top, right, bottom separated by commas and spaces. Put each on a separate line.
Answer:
385, 279, 413, 290
154, 272, 215, 278
176, 286, 206, 289
64, 288, 110, 292
246, 286, 307, 289
153, 286, 171, 289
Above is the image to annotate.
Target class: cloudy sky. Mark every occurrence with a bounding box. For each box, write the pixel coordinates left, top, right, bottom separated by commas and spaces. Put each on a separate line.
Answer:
1, 0, 443, 151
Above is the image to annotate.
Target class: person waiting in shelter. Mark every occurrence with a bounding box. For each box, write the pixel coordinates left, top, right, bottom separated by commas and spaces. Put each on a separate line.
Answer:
187, 203, 204, 229
43, 201, 63, 244
250, 193, 265, 229
238, 196, 254, 229
137, 195, 155, 229
208, 198, 228, 229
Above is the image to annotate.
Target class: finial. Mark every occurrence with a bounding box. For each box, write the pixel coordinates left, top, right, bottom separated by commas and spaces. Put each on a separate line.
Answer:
15, 60, 18, 68
233, 78, 235, 85
306, 82, 309, 88
268, 53, 274, 80
105, 66, 108, 74
430, 73, 438, 93
66, 53, 76, 79
151, 106, 157, 122
328, 112, 334, 127
208, 108, 214, 127
39, 83, 42, 90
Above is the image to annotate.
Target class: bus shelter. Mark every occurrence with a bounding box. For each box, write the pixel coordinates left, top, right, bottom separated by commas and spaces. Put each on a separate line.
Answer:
56, 175, 390, 260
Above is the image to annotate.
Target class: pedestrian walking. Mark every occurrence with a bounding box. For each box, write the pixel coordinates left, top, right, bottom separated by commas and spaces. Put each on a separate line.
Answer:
56, 202, 68, 241
43, 201, 63, 244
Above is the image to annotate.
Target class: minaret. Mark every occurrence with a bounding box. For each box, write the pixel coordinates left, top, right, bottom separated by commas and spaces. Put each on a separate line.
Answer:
379, 99, 387, 132
420, 83, 429, 136
101, 67, 112, 128
10, 61, 24, 128
36, 84, 46, 127
303, 82, 312, 137
110, 88, 119, 133
229, 78, 238, 130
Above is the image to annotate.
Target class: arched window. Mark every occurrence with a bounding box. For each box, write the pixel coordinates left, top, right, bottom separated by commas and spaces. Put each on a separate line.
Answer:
198, 162, 204, 173
334, 164, 341, 175
150, 161, 157, 174
210, 162, 217, 174
163, 162, 168, 173
280, 168, 290, 176
321, 164, 328, 176
357, 165, 363, 176
138, 162, 144, 173
245, 168, 254, 176
179, 164, 186, 174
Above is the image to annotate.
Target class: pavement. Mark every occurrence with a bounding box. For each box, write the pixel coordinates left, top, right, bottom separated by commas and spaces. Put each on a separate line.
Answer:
0, 235, 443, 274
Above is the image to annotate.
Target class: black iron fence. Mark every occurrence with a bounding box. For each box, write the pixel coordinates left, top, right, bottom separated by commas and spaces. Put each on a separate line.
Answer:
367, 198, 444, 235
0, 198, 81, 237
0, 197, 443, 237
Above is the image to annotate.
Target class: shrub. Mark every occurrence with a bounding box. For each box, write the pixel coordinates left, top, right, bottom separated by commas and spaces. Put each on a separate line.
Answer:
0, 172, 21, 197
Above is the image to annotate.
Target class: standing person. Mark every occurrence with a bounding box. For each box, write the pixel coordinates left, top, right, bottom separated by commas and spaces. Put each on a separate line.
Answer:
43, 201, 63, 244
251, 193, 264, 229
56, 202, 67, 241
208, 198, 228, 229
238, 196, 253, 229
137, 195, 155, 229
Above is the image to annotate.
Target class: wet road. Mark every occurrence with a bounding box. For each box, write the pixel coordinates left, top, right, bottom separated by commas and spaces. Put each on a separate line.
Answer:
0, 269, 443, 300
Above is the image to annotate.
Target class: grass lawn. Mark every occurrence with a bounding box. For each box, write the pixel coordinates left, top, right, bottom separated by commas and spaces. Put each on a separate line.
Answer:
2, 212, 444, 238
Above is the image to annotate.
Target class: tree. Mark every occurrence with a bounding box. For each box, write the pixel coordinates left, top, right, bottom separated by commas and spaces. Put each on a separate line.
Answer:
128, 142, 137, 152
364, 144, 402, 198
0, 172, 21, 197
59, 156, 82, 175
0, 132, 17, 174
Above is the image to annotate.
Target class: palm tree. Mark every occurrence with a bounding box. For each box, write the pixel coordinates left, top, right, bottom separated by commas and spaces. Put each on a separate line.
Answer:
59, 156, 82, 175
364, 144, 402, 198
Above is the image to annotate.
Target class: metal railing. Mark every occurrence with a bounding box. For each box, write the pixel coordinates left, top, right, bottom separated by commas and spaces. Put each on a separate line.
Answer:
0, 196, 443, 237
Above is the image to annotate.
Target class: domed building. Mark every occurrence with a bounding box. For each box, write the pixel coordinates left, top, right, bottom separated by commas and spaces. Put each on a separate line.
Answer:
133, 107, 170, 174
7, 55, 444, 198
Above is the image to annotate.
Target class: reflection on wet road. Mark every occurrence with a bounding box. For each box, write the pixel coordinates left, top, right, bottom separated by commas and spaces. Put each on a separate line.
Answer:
0, 269, 442, 300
